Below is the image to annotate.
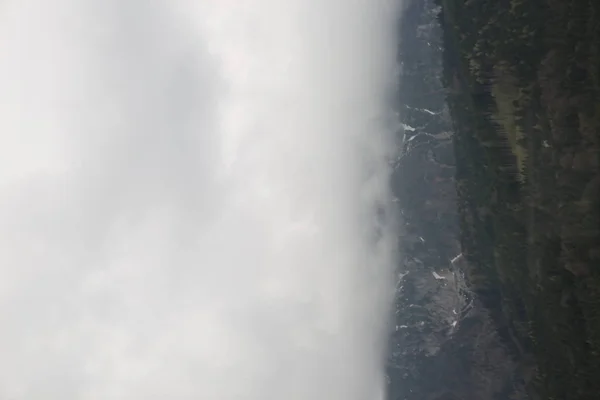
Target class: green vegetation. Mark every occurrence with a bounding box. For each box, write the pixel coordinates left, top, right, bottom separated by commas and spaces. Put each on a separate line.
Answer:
489, 67, 528, 182
436, 0, 600, 398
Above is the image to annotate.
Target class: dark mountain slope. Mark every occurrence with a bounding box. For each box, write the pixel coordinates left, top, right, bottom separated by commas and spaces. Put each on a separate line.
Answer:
388, 1, 519, 399
438, 0, 600, 398
388, 0, 600, 399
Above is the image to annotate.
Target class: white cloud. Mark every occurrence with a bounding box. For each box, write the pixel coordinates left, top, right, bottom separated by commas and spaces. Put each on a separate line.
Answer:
0, 0, 400, 399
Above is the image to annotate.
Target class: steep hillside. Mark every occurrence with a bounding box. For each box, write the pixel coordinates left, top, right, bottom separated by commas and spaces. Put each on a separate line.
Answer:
389, 0, 600, 399
438, 0, 600, 398
387, 1, 520, 399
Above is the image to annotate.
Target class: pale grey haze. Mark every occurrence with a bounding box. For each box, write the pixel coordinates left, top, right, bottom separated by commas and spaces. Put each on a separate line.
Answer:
0, 0, 400, 398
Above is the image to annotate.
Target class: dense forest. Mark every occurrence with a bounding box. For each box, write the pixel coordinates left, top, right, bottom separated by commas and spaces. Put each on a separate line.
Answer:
388, 0, 600, 399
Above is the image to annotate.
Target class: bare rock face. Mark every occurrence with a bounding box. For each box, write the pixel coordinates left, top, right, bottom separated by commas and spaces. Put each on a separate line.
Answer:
388, 256, 517, 400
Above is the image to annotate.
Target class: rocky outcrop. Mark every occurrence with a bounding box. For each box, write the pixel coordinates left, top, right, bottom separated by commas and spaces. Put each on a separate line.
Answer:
386, 1, 522, 398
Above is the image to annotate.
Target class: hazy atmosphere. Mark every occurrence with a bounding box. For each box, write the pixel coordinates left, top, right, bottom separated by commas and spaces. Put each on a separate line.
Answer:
0, 0, 400, 398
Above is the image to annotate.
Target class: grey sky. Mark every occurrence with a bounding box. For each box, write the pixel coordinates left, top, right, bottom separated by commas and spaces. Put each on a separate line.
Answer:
0, 0, 400, 398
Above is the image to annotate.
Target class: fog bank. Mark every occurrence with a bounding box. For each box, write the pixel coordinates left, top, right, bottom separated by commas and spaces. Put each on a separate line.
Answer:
0, 0, 400, 398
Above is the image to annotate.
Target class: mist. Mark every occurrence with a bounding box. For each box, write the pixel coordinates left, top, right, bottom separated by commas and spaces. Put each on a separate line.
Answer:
0, 0, 400, 398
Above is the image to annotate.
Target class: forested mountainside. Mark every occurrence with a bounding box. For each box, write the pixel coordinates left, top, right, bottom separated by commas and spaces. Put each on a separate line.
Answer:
387, 1, 520, 399
388, 0, 600, 399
